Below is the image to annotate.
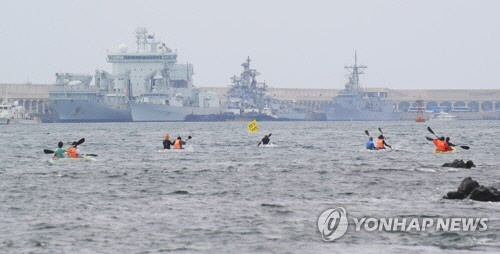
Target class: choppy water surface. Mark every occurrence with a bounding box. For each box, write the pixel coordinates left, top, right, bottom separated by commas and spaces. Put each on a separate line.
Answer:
0, 121, 499, 253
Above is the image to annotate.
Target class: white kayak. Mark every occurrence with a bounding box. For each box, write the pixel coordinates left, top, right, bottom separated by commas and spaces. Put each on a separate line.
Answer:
158, 146, 194, 153
362, 148, 394, 153
47, 156, 96, 164
259, 143, 278, 148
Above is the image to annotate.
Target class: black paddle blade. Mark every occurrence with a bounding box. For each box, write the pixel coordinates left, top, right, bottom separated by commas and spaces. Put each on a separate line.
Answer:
427, 126, 435, 135
364, 130, 370, 136
460, 146, 470, 150
44, 149, 54, 154
188, 136, 192, 139
425, 136, 434, 141
378, 127, 383, 134
85, 154, 98, 157
77, 138, 85, 145
268, 133, 272, 137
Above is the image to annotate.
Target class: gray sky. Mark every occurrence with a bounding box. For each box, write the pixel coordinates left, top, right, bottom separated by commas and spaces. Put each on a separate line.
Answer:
1, 0, 499, 89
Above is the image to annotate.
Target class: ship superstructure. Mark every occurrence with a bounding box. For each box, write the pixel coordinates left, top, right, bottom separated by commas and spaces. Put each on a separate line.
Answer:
321, 52, 401, 121
48, 71, 132, 122
48, 27, 221, 122
127, 28, 221, 121
225, 57, 275, 117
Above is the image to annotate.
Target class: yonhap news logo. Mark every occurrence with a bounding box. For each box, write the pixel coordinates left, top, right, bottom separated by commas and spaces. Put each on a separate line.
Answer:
317, 207, 349, 241
318, 207, 488, 242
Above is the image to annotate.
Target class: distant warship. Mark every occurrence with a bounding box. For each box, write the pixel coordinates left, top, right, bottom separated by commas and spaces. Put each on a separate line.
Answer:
48, 72, 132, 122
221, 57, 279, 121
128, 28, 222, 121
322, 52, 401, 121
48, 27, 221, 122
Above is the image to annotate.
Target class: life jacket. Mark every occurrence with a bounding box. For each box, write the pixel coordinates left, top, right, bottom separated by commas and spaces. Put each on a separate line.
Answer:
434, 139, 447, 152
377, 139, 385, 149
173, 139, 182, 149
67, 147, 78, 158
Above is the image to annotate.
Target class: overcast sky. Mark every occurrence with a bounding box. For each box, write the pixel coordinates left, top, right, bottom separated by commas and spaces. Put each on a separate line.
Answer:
1, 0, 499, 89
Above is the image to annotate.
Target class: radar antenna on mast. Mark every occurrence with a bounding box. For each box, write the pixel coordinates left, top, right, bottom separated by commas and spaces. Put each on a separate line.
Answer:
344, 51, 367, 91
135, 27, 148, 52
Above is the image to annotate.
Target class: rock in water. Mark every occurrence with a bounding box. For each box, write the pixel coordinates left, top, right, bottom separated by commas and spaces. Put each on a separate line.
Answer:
457, 177, 479, 196
469, 186, 500, 202
445, 191, 466, 200
444, 177, 500, 202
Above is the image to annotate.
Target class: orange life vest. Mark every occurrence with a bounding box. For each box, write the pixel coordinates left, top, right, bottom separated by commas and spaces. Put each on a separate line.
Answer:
377, 139, 385, 149
67, 147, 78, 158
434, 139, 447, 152
174, 139, 182, 149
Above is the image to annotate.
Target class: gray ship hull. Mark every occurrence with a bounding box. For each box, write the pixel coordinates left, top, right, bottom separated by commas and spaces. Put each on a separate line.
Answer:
49, 99, 132, 122
130, 103, 221, 122
276, 112, 306, 121
325, 106, 402, 121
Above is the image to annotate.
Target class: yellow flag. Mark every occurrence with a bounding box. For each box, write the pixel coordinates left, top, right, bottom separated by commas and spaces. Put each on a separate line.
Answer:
247, 119, 259, 133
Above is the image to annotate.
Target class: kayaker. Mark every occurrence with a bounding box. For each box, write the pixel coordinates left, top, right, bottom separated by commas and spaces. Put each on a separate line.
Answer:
442, 159, 475, 169
376, 135, 388, 149
261, 135, 270, 145
365, 137, 376, 150
67, 141, 81, 158
163, 134, 173, 149
173, 137, 186, 149
433, 136, 450, 152
54, 141, 66, 158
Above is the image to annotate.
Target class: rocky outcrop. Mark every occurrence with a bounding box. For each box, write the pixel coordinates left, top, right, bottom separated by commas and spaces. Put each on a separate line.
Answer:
444, 177, 500, 202
442, 159, 475, 169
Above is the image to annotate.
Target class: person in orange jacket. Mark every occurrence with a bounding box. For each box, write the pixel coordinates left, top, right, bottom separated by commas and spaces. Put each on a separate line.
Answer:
173, 137, 186, 149
67, 141, 81, 158
433, 136, 451, 152
376, 135, 392, 149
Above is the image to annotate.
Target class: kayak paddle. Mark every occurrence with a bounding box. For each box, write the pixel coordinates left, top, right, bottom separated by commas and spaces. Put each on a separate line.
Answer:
364, 130, 370, 136
73, 138, 85, 146
257, 133, 272, 147
44, 149, 54, 154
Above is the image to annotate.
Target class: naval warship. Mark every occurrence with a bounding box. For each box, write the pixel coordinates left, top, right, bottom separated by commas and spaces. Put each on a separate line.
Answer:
321, 52, 401, 121
128, 28, 222, 121
221, 57, 280, 121
48, 71, 132, 122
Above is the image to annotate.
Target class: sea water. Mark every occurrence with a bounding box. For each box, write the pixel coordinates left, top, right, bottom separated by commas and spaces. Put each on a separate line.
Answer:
0, 121, 499, 253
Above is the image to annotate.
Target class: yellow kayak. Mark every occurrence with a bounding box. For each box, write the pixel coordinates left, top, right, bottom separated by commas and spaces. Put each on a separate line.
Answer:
433, 147, 457, 154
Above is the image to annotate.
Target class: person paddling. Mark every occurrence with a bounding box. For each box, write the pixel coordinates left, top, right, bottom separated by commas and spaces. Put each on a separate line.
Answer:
261, 134, 270, 145
173, 136, 191, 149
163, 134, 173, 149
365, 136, 376, 150
67, 141, 81, 158
376, 135, 391, 149
433, 136, 451, 152
54, 141, 66, 158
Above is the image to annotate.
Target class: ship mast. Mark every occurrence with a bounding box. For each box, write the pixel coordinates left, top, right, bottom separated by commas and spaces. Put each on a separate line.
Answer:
344, 51, 367, 91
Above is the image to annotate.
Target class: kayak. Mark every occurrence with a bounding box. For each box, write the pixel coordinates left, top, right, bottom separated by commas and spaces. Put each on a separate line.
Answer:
48, 156, 96, 164
363, 148, 394, 153
433, 147, 457, 154
158, 146, 194, 153
259, 143, 278, 148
